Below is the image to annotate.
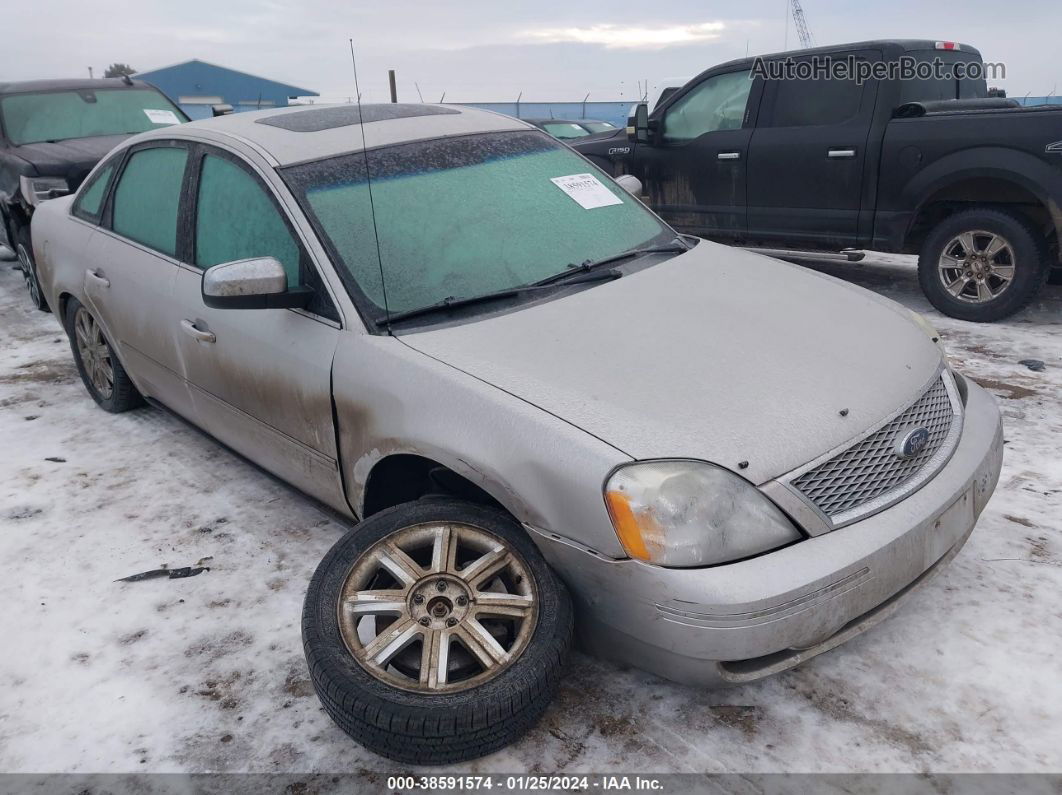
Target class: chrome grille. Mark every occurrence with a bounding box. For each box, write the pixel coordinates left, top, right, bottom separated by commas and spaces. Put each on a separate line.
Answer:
791, 375, 960, 525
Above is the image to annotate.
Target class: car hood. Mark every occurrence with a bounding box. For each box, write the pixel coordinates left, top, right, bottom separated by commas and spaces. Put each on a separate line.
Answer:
14, 134, 129, 183
401, 243, 944, 485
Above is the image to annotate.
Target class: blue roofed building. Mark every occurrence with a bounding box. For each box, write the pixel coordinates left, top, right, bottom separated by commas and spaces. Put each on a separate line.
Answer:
133, 60, 318, 120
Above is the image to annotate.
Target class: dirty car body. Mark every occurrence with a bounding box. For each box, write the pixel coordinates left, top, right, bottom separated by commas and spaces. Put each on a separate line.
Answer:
32, 103, 1003, 756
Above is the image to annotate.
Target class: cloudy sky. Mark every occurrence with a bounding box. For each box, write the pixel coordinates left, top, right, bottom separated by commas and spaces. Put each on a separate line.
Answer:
5, 0, 1060, 101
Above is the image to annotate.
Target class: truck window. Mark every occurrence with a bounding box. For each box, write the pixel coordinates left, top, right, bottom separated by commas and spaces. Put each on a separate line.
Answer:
661, 70, 752, 143
898, 51, 988, 103
768, 72, 864, 127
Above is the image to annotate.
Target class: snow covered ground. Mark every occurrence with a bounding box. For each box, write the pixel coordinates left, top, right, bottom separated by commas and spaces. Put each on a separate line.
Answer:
0, 253, 1060, 775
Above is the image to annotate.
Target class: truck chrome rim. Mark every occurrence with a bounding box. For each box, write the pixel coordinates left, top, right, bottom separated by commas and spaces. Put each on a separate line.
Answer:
74, 308, 114, 399
17, 243, 41, 307
337, 522, 539, 693
938, 230, 1015, 303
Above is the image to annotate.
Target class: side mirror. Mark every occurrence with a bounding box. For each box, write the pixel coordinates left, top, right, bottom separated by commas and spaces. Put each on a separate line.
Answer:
628, 102, 651, 145
201, 257, 312, 310
212, 104, 234, 117
615, 174, 642, 196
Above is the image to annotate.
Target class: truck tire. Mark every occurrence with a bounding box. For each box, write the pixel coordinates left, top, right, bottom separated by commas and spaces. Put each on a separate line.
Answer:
65, 298, 142, 413
303, 498, 573, 764
918, 208, 1049, 322
17, 225, 49, 312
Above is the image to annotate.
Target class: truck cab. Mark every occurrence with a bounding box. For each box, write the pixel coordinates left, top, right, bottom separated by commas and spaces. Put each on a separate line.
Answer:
571, 40, 1062, 321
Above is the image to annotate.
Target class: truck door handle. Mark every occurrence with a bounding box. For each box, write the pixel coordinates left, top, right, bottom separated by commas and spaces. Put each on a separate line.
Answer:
180, 319, 216, 344
828, 148, 856, 159
85, 268, 110, 288
717, 151, 741, 161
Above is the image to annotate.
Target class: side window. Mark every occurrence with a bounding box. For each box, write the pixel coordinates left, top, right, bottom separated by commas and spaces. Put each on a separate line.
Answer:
194, 152, 339, 322
768, 71, 865, 127
72, 160, 117, 223
661, 70, 753, 142
194, 154, 300, 286
111, 146, 188, 256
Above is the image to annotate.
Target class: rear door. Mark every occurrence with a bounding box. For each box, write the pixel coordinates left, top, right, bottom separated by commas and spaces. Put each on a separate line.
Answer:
81, 141, 193, 415
632, 68, 761, 238
169, 144, 348, 512
746, 50, 881, 247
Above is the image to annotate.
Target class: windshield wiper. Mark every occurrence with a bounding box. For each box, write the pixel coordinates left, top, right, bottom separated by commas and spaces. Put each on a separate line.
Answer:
377, 269, 621, 327
532, 239, 689, 287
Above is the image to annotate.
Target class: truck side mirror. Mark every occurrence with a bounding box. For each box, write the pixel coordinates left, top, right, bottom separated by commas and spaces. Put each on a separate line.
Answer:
628, 103, 651, 145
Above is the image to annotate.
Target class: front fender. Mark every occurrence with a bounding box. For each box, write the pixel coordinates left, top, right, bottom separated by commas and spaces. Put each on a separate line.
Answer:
331, 333, 632, 558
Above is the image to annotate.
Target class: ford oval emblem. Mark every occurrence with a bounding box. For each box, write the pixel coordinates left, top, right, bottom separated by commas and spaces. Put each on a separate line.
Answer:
894, 427, 931, 459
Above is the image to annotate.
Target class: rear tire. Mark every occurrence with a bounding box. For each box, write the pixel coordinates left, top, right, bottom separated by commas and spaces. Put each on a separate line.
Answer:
16, 225, 49, 312
65, 298, 142, 413
303, 498, 573, 764
918, 207, 1048, 322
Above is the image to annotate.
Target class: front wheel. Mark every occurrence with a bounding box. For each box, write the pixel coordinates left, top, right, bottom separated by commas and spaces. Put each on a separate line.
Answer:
16, 225, 49, 312
918, 208, 1049, 322
302, 499, 573, 764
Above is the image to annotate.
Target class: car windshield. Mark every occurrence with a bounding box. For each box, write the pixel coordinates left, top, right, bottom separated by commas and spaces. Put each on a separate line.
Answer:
282, 130, 672, 321
542, 122, 591, 139
0, 88, 185, 145
581, 121, 616, 133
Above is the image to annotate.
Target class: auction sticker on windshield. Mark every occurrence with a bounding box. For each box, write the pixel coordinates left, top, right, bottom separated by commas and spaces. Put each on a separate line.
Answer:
143, 109, 181, 125
550, 173, 623, 210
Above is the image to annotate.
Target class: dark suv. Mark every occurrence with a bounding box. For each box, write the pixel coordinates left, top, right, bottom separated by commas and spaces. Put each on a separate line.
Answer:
0, 78, 187, 310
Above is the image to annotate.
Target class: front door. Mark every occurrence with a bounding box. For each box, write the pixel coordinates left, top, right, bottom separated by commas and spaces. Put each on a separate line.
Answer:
745, 51, 880, 248
170, 146, 347, 512
629, 68, 759, 239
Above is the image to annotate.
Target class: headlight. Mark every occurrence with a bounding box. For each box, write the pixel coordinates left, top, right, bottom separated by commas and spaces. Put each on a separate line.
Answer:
19, 175, 69, 207
604, 460, 803, 567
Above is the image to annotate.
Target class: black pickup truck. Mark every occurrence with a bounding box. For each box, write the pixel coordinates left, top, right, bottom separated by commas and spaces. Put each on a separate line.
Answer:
571, 40, 1062, 322
0, 78, 187, 310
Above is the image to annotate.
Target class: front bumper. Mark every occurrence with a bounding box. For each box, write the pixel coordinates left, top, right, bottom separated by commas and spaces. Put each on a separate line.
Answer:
531, 380, 1004, 687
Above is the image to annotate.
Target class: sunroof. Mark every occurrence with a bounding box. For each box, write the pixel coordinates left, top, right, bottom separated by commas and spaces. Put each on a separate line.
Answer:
256, 104, 460, 132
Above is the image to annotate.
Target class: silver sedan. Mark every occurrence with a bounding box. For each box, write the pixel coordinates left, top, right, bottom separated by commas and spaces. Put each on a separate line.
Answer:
30, 103, 1003, 765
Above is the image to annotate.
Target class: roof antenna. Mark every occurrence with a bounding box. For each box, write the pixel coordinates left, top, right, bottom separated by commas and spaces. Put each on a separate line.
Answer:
349, 38, 391, 326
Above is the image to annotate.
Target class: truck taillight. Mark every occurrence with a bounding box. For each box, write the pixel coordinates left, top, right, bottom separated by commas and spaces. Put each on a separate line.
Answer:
934, 41, 960, 50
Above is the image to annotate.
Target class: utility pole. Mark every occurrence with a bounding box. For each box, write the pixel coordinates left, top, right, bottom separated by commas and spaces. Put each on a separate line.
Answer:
88, 66, 94, 79
388, 69, 397, 103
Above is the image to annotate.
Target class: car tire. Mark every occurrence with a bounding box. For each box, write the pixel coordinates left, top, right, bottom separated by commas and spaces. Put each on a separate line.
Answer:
16, 225, 49, 312
65, 297, 142, 413
918, 207, 1049, 322
302, 498, 573, 764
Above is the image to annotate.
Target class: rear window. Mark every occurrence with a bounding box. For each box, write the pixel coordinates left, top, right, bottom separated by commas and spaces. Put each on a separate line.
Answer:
0, 88, 185, 146
899, 51, 988, 103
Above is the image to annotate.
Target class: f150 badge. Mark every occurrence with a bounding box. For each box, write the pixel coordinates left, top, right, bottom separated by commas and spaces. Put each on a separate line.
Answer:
1047, 141, 1062, 154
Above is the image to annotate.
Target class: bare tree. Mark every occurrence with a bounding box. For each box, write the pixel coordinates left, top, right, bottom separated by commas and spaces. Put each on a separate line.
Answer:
103, 63, 136, 78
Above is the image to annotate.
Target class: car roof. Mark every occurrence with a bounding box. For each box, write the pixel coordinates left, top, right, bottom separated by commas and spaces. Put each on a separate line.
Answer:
526, 118, 611, 125
0, 78, 160, 95
135, 103, 534, 166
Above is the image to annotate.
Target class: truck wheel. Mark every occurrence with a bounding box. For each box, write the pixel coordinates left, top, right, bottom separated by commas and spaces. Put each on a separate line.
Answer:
16, 226, 49, 312
302, 498, 573, 764
918, 208, 1048, 322
65, 298, 142, 413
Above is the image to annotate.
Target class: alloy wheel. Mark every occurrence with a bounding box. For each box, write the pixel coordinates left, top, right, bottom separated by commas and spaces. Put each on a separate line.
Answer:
337, 522, 539, 693
937, 230, 1016, 303
74, 308, 114, 399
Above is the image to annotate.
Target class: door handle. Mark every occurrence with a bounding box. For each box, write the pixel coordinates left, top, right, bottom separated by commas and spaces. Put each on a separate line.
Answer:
180, 319, 216, 344
828, 148, 857, 159
717, 151, 741, 161
85, 268, 110, 288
